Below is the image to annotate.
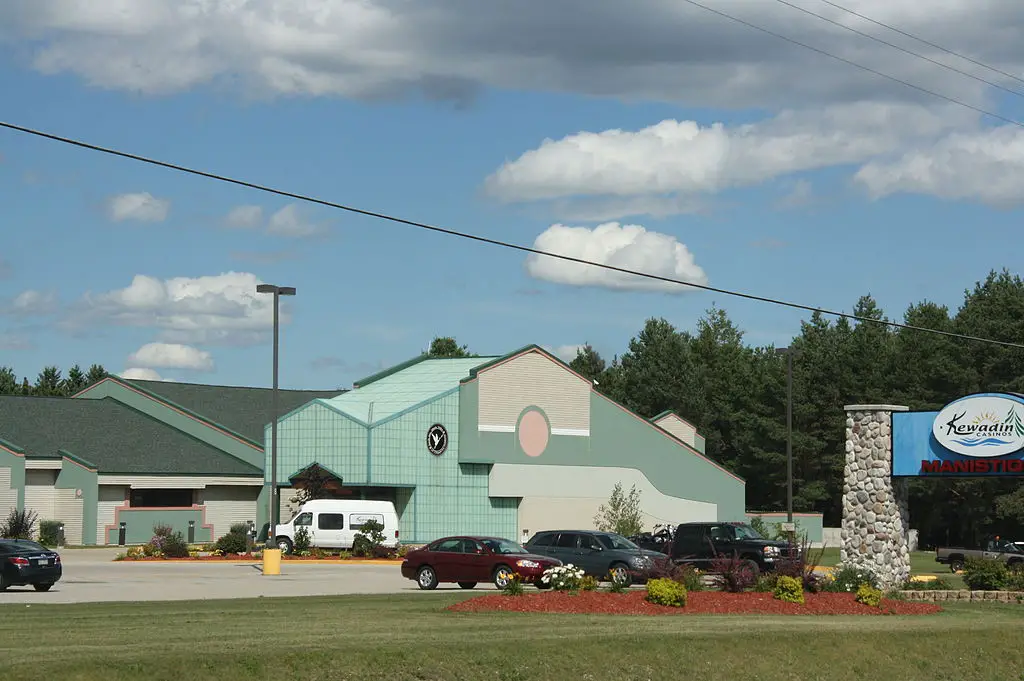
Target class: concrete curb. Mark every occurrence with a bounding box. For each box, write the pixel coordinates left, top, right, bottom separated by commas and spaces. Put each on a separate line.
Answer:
113, 559, 403, 565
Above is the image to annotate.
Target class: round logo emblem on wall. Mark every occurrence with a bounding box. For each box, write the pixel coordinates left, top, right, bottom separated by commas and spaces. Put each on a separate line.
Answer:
426, 423, 448, 456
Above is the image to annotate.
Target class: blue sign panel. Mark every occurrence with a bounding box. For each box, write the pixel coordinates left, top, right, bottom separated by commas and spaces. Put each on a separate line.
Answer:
892, 392, 1024, 477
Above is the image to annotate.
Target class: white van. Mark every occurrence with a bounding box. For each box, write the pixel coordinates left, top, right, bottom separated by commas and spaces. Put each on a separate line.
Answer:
272, 499, 400, 554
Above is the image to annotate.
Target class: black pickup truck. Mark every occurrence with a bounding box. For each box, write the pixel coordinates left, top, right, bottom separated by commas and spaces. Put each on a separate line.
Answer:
667, 521, 792, 574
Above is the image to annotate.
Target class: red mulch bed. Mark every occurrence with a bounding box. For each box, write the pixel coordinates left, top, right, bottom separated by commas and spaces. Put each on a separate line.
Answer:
447, 590, 942, 616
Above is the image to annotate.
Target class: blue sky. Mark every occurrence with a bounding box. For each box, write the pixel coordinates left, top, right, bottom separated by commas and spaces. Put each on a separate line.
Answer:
1, 2, 1022, 389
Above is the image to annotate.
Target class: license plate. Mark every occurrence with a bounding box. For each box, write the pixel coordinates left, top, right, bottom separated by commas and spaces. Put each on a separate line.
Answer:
38, 558, 50, 566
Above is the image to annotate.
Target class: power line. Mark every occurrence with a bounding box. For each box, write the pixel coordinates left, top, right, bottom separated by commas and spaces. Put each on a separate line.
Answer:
771, 0, 1024, 100
2, 119, 1022, 350
813, 0, 1024, 88
678, 0, 1024, 129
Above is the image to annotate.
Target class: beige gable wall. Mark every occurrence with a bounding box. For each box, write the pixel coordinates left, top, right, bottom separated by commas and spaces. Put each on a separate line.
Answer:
478, 351, 591, 435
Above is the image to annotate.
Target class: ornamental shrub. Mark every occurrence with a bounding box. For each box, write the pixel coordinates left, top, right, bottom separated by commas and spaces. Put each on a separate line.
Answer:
1004, 570, 1024, 592
294, 526, 312, 553
752, 573, 779, 593
647, 558, 704, 592
824, 564, 880, 593
161, 531, 190, 558
352, 519, 386, 558
152, 523, 174, 538
962, 557, 1008, 591
709, 552, 757, 593
38, 520, 61, 547
855, 583, 883, 608
580, 575, 600, 591
772, 575, 804, 604
542, 564, 586, 591
215, 530, 249, 555
0, 508, 38, 540
645, 578, 687, 607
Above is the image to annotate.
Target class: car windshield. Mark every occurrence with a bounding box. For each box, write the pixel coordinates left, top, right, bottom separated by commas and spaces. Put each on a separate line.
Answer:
596, 533, 640, 551
481, 538, 529, 554
9, 540, 46, 551
733, 524, 765, 540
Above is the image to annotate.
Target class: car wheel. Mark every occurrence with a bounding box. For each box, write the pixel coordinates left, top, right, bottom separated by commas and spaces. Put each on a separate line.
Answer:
33, 583, 53, 592
0, 573, 7, 592
457, 582, 477, 589
417, 566, 439, 590
950, 558, 964, 573
608, 563, 632, 587
276, 537, 293, 555
740, 558, 761, 579
493, 565, 515, 590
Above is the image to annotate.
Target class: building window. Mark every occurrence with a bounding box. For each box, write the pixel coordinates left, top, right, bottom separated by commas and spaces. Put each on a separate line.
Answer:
129, 489, 193, 508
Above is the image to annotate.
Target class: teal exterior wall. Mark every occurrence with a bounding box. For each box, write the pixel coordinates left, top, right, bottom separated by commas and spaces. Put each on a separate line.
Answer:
746, 512, 824, 543
55, 452, 98, 546
0, 440, 27, 510
104, 507, 214, 545
272, 392, 517, 543
459, 389, 746, 521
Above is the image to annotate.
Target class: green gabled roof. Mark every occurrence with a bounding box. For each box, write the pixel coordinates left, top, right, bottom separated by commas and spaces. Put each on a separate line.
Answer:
0, 395, 262, 476
124, 378, 343, 442
325, 356, 498, 425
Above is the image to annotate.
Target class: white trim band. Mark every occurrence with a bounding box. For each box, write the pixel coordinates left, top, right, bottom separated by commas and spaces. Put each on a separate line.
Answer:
551, 428, 590, 437
478, 424, 515, 433
478, 424, 590, 437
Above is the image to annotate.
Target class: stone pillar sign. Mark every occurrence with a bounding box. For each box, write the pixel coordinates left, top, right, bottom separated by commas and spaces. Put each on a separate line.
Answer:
841, 404, 911, 590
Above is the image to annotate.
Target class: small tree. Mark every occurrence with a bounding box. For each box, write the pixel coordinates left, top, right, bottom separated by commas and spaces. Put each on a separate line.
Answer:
594, 483, 644, 537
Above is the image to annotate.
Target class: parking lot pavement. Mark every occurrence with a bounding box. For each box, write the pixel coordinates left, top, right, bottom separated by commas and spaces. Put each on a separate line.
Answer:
0, 552, 499, 604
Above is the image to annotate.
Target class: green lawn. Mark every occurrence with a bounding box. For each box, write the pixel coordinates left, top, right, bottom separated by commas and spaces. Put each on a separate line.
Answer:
3, 594, 1024, 680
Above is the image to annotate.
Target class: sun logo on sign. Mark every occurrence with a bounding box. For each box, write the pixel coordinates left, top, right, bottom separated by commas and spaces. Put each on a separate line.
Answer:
973, 411, 999, 425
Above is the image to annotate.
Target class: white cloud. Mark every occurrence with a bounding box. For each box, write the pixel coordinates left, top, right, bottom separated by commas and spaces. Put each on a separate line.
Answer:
5, 290, 57, 316
69, 271, 285, 346
543, 344, 586, 363
107, 192, 170, 223
1, 1, 1019, 111
127, 342, 214, 371
855, 125, 1024, 206
224, 205, 263, 229
267, 204, 323, 237
120, 367, 164, 381
525, 222, 707, 293
486, 103, 969, 214
222, 203, 324, 237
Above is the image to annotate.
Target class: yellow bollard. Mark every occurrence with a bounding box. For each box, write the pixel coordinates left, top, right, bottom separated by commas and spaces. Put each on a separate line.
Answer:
262, 548, 282, 576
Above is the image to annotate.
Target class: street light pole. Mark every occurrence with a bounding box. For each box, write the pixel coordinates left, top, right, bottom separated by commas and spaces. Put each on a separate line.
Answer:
776, 346, 796, 547
256, 283, 296, 547
785, 347, 793, 526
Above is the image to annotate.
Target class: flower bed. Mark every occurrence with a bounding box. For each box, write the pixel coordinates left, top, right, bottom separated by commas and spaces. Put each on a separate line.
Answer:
114, 551, 403, 562
447, 590, 942, 616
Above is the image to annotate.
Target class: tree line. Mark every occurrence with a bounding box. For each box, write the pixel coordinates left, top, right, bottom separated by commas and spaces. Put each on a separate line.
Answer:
0, 364, 110, 397
432, 269, 1024, 548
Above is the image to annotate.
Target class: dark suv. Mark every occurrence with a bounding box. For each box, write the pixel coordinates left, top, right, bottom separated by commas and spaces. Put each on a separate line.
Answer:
524, 530, 663, 586
669, 521, 791, 573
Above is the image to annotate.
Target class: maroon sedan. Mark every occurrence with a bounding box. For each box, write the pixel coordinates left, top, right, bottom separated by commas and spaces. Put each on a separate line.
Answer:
401, 535, 562, 590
